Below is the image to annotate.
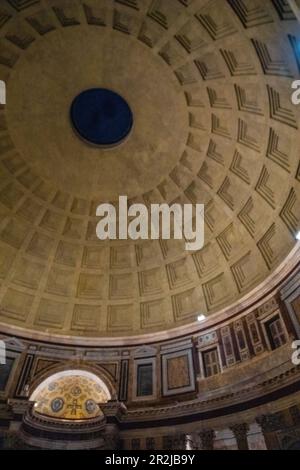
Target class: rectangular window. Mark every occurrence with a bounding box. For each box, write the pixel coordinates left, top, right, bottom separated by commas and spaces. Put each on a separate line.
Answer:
0, 357, 14, 391
0, 358, 14, 392
163, 436, 172, 450
146, 438, 155, 450
202, 348, 220, 378
265, 315, 286, 350
137, 363, 153, 397
249, 322, 260, 344
131, 439, 140, 450
292, 296, 300, 324
236, 329, 246, 351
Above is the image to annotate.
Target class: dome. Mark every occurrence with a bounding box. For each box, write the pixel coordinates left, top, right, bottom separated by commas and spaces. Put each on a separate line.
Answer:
0, 0, 299, 342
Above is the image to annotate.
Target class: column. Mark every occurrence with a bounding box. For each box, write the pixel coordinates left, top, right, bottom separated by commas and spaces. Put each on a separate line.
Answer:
256, 414, 283, 450
198, 429, 215, 450
230, 423, 250, 450
103, 424, 120, 450
186, 433, 199, 450
172, 434, 187, 450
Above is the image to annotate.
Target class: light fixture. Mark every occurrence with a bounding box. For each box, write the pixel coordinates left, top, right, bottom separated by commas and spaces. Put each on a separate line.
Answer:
296, 231, 300, 241
197, 314, 206, 322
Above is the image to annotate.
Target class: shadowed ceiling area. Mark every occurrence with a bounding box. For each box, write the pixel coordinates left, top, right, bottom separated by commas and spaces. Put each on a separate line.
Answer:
0, 0, 300, 340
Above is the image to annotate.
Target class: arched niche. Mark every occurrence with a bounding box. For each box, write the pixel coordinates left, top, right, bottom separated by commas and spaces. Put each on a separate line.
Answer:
30, 369, 111, 421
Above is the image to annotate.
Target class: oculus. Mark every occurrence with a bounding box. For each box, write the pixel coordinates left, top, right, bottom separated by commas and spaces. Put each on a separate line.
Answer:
70, 88, 133, 147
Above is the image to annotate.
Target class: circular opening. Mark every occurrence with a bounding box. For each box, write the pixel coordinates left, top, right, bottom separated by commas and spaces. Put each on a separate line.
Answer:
70, 88, 133, 148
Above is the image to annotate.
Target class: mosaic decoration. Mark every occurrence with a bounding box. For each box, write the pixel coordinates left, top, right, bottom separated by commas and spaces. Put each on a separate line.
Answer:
50, 397, 64, 413
85, 399, 97, 414
33, 374, 108, 420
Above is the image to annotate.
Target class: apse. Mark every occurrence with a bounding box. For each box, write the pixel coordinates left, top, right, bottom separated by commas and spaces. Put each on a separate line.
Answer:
30, 370, 110, 420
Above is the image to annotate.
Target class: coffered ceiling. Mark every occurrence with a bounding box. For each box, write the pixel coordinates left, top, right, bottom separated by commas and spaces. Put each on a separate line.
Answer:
0, 0, 299, 339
